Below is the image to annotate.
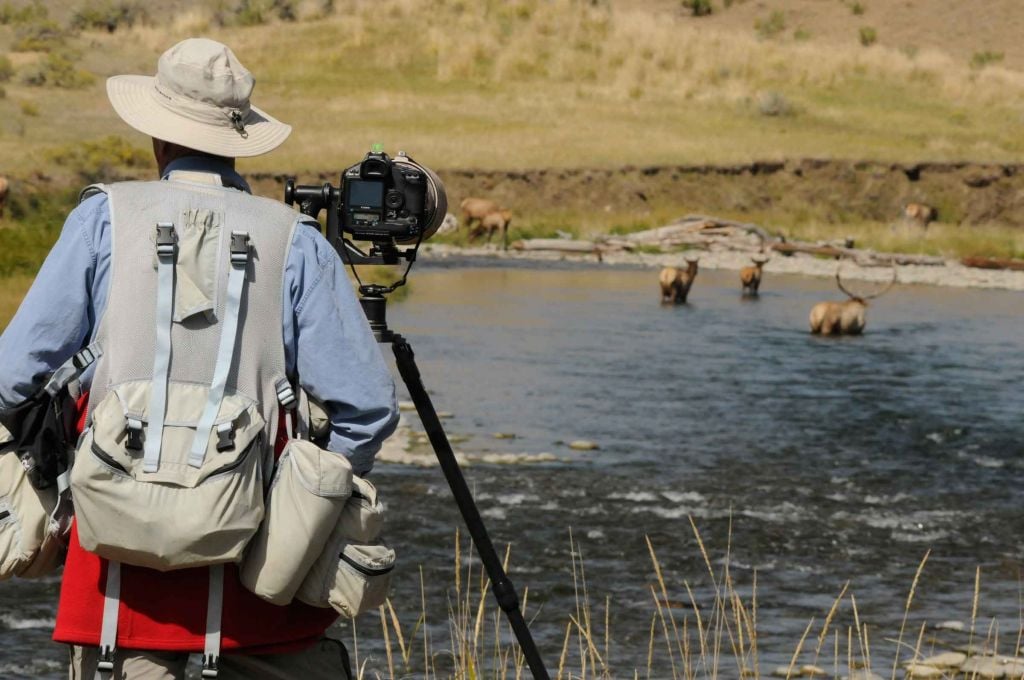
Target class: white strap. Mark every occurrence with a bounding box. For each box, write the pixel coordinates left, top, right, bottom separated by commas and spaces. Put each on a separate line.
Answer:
202, 565, 224, 678
189, 232, 250, 468
95, 561, 121, 680
143, 223, 177, 473
296, 388, 311, 441
44, 341, 102, 397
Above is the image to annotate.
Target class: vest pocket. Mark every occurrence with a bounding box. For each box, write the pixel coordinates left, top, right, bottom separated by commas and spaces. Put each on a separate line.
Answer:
295, 476, 394, 617
240, 439, 354, 605
70, 381, 266, 571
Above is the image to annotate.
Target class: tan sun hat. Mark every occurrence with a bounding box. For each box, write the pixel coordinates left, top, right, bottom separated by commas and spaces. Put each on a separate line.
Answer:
106, 38, 291, 158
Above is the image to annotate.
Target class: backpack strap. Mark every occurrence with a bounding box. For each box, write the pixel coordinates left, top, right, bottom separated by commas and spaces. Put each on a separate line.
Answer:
188, 232, 251, 468
203, 565, 224, 678
143, 223, 178, 473
95, 561, 121, 680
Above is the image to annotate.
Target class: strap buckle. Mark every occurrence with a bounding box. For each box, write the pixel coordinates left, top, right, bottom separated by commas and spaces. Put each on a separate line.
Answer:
72, 346, 96, 370
201, 654, 219, 678
275, 379, 297, 410
125, 418, 144, 452
96, 645, 115, 675
230, 231, 250, 265
155, 222, 177, 257
215, 422, 236, 452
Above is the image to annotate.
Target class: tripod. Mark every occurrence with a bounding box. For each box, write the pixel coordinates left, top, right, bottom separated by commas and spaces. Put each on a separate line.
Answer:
360, 287, 551, 680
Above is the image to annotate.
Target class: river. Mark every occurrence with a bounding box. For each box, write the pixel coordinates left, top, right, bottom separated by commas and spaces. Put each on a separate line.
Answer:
1, 261, 1022, 678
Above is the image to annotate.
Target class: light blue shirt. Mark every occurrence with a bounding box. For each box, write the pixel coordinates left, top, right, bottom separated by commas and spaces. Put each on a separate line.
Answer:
0, 157, 398, 475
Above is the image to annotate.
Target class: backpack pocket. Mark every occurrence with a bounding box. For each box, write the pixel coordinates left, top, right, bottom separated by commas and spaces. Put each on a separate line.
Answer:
295, 476, 394, 617
71, 381, 266, 571
240, 439, 353, 605
0, 434, 64, 580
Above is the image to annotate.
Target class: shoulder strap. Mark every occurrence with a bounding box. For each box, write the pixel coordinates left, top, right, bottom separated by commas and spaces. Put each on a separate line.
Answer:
142, 223, 178, 473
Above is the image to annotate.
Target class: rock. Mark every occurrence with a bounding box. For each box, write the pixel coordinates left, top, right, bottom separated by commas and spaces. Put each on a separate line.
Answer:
956, 643, 995, 656
436, 411, 454, 419
568, 440, 599, 451
935, 620, 966, 632
799, 665, 827, 677
904, 664, 944, 678
960, 655, 1007, 679
918, 651, 966, 668
1004, 661, 1024, 680
492, 432, 517, 439
398, 401, 416, 411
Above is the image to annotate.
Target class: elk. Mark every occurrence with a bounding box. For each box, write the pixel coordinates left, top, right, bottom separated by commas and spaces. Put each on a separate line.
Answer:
809, 264, 897, 335
659, 257, 699, 304
739, 255, 769, 296
472, 208, 512, 250
459, 197, 500, 232
903, 202, 936, 229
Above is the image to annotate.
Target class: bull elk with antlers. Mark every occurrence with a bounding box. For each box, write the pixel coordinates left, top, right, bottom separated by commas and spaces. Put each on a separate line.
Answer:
740, 255, 769, 296
809, 264, 897, 335
659, 257, 699, 304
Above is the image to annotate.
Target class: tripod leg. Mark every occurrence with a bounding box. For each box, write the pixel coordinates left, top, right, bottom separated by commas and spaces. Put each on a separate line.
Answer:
391, 337, 551, 680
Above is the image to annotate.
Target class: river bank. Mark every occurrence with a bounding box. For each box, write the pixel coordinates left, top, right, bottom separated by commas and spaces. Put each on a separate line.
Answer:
419, 242, 1024, 291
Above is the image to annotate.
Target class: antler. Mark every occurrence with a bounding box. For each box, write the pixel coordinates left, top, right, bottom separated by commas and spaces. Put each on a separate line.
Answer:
835, 261, 898, 300
863, 260, 898, 300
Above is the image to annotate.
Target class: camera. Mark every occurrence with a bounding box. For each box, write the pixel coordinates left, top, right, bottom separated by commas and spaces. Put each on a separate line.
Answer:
285, 149, 447, 264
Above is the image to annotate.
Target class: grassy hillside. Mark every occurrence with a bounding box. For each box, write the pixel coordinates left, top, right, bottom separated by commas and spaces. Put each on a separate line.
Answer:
1, 0, 1023, 177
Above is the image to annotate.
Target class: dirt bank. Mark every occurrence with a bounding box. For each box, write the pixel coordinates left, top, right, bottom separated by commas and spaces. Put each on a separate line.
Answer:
250, 159, 1024, 229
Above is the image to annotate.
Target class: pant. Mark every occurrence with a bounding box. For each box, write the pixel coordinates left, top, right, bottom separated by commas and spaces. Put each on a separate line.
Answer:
68, 638, 352, 680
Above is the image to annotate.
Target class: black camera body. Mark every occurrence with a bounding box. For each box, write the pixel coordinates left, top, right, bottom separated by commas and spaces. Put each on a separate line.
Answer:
285, 150, 446, 266
342, 151, 428, 243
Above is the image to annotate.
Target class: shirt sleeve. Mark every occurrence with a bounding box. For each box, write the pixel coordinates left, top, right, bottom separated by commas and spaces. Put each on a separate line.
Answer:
0, 195, 107, 411
283, 221, 399, 476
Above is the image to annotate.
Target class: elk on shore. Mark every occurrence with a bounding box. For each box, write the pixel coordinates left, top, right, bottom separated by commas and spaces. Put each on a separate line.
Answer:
740, 255, 769, 296
809, 264, 897, 335
659, 257, 699, 304
473, 208, 512, 250
903, 202, 937, 229
460, 197, 513, 249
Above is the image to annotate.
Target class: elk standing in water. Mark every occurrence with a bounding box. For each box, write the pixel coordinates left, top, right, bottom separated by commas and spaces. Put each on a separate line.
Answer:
659, 257, 699, 304
809, 264, 897, 335
740, 255, 769, 296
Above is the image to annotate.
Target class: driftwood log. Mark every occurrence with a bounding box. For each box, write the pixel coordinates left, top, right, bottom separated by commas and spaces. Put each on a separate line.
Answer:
960, 256, 1024, 271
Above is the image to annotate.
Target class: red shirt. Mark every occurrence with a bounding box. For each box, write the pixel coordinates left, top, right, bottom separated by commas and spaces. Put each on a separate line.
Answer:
53, 406, 337, 652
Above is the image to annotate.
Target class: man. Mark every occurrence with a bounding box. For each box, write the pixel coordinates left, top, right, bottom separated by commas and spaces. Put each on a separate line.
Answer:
0, 38, 399, 679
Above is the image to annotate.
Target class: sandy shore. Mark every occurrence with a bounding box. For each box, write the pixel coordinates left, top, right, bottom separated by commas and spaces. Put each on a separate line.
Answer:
420, 243, 1024, 291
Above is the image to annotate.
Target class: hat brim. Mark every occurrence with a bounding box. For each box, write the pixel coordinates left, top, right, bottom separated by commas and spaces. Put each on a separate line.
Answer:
107, 75, 291, 158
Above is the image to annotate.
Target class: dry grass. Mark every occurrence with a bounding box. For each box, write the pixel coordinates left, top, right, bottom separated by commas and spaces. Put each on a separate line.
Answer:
346, 519, 1018, 679
2, 0, 1024, 177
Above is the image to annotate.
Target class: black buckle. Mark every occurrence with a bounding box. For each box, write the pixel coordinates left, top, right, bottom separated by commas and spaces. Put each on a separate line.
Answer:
230, 231, 250, 265
125, 423, 143, 452
72, 346, 95, 370
275, 380, 297, 410
201, 654, 219, 678
96, 645, 115, 675
156, 222, 177, 257
216, 425, 236, 452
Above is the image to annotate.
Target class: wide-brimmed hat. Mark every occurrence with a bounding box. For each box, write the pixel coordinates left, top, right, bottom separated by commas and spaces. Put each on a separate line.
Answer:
106, 38, 291, 158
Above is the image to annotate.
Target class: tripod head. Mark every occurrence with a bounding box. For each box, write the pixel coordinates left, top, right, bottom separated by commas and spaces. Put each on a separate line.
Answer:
358, 284, 396, 344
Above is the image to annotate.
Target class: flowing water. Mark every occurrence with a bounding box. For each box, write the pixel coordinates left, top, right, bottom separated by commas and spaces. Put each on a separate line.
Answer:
1, 262, 1022, 678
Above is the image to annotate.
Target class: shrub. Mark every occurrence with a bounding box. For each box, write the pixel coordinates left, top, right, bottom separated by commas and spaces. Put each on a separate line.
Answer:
0, 84, 5, 99
969, 50, 1004, 69
850, 2, 865, 15
0, 55, 13, 82
859, 26, 877, 47
757, 90, 792, 117
12, 20, 65, 51
19, 100, 39, 116
682, 0, 712, 17
755, 11, 786, 39
44, 135, 151, 183
227, 0, 297, 26
793, 27, 811, 41
21, 50, 95, 88
0, 1, 47, 25
70, 1, 147, 32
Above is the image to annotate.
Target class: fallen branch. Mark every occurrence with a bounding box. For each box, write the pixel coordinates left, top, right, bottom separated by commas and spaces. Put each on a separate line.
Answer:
960, 256, 1024, 271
